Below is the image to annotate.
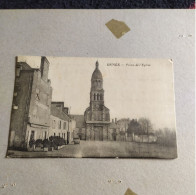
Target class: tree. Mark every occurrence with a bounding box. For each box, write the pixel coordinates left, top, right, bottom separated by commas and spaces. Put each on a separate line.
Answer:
155, 128, 176, 146
127, 119, 141, 135
138, 118, 153, 135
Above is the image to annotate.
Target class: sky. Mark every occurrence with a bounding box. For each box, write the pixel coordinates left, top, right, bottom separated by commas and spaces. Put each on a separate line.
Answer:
17, 56, 176, 130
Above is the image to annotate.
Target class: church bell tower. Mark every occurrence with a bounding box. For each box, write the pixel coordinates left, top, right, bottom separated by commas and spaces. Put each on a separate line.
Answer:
90, 61, 105, 112
84, 61, 110, 141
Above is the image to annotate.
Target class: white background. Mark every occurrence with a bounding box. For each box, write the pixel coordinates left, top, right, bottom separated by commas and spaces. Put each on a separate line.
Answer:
0, 10, 195, 195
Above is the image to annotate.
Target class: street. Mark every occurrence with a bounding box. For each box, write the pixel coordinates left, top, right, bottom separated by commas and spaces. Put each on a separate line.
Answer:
7, 140, 177, 159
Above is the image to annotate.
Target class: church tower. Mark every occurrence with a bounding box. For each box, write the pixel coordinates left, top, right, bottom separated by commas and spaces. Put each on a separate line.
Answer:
84, 61, 110, 141
90, 61, 104, 117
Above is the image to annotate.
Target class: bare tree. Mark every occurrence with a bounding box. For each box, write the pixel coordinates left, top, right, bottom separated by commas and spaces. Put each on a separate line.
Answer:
155, 128, 176, 146
138, 118, 153, 135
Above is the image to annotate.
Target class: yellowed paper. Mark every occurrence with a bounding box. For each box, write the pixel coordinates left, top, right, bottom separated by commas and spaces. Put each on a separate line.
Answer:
7, 56, 177, 159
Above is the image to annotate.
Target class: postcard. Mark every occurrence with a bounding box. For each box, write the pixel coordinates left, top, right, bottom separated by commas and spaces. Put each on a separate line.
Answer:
7, 56, 177, 158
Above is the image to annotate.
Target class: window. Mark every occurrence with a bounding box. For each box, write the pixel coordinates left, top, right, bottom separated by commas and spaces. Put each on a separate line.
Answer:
54, 133, 56, 136
94, 93, 96, 100
59, 133, 60, 137
53, 120, 56, 129
59, 120, 61, 129
100, 94, 103, 100
63, 122, 66, 130
30, 131, 35, 140
35, 88, 40, 101
44, 131, 47, 139
97, 94, 99, 100
98, 80, 101, 86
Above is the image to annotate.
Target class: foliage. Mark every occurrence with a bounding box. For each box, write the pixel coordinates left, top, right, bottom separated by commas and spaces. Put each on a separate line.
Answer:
138, 118, 153, 134
35, 139, 43, 147
43, 139, 51, 148
127, 119, 143, 135
127, 118, 155, 137
29, 138, 35, 148
49, 136, 66, 147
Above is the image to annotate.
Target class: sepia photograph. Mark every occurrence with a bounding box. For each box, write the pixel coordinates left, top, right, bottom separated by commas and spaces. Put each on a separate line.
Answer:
7, 56, 177, 158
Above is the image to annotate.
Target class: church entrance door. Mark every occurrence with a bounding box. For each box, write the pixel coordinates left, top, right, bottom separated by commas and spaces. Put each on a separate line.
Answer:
94, 126, 103, 141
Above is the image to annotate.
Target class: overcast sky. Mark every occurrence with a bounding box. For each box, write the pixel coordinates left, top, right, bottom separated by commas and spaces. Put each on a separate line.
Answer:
18, 56, 176, 130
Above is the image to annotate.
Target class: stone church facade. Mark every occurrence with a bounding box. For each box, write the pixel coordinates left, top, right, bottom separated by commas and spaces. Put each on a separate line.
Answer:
84, 61, 110, 141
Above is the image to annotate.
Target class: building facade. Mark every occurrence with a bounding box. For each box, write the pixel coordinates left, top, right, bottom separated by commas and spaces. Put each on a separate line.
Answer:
50, 102, 75, 144
116, 118, 130, 141
84, 61, 110, 141
9, 57, 52, 149
71, 115, 86, 140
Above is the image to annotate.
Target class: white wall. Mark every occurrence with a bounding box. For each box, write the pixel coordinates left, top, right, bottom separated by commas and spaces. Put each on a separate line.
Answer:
49, 115, 68, 140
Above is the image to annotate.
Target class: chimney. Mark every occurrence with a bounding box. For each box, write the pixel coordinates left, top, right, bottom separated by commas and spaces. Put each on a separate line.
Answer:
16, 64, 22, 77
63, 107, 69, 114
40, 56, 49, 82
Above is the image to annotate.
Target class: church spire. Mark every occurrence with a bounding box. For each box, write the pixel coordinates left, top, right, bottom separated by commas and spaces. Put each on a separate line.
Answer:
96, 61, 99, 69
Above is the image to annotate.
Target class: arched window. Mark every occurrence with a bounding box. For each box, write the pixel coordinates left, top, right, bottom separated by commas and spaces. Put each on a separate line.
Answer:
94, 93, 96, 100
100, 94, 103, 100
99, 80, 101, 87
97, 94, 100, 100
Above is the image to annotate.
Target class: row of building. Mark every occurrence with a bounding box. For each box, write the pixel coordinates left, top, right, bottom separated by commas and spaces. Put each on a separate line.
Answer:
9, 57, 75, 150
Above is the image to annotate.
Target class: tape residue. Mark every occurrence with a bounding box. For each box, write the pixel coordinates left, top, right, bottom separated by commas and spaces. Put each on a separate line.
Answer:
105, 19, 130, 39
124, 188, 137, 195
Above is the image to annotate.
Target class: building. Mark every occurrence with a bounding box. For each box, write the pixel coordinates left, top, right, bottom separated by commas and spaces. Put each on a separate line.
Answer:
133, 134, 157, 143
84, 61, 110, 141
108, 119, 119, 141
50, 102, 74, 144
116, 118, 130, 141
8, 57, 52, 149
108, 118, 130, 141
71, 115, 86, 140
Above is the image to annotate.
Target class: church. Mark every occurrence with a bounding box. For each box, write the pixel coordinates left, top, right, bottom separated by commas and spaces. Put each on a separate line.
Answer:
84, 61, 111, 141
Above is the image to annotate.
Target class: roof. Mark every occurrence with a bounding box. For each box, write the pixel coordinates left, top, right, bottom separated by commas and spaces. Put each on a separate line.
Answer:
51, 103, 70, 121
91, 61, 103, 80
17, 62, 36, 70
109, 122, 118, 129
17, 56, 49, 69
71, 115, 85, 128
